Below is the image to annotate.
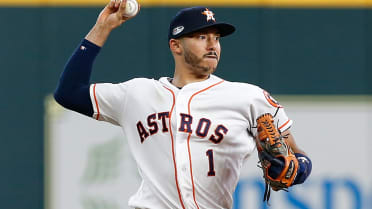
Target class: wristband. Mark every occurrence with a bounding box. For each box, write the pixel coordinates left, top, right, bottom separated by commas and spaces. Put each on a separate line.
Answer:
293, 153, 312, 185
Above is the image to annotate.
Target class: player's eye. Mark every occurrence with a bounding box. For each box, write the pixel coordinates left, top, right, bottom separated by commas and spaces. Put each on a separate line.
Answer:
215, 36, 220, 41
199, 35, 207, 40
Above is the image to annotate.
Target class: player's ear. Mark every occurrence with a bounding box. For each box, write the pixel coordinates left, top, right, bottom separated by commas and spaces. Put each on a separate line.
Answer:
169, 39, 182, 55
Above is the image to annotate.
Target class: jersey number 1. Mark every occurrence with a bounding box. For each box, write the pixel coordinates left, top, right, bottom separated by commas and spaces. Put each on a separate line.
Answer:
206, 149, 215, 176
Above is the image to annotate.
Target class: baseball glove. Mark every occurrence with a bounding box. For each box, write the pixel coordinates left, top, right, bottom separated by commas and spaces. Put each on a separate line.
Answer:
255, 113, 298, 202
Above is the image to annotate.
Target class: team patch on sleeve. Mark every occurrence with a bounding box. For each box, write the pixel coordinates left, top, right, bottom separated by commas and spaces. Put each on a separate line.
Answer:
263, 90, 282, 108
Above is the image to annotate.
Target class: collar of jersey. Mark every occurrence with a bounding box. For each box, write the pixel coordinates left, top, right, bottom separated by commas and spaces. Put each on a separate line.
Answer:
159, 74, 223, 92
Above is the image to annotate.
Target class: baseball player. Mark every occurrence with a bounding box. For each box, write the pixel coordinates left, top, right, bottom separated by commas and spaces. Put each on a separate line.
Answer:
54, 1, 312, 208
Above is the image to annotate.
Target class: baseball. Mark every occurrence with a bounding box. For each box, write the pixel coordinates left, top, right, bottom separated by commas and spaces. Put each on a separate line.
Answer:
123, 0, 139, 18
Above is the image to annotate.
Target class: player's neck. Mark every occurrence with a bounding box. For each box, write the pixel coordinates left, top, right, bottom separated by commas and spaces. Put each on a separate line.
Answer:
172, 67, 210, 88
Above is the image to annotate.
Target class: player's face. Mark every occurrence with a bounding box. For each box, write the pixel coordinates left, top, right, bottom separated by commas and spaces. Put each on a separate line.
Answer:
180, 28, 221, 76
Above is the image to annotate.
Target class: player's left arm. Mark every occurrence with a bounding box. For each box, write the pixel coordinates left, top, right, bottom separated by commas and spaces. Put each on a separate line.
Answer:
282, 130, 305, 155
252, 88, 312, 186
281, 129, 312, 185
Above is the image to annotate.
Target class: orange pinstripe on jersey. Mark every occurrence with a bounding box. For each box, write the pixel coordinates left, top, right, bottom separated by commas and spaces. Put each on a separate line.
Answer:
186, 80, 225, 209
163, 86, 186, 209
93, 84, 100, 120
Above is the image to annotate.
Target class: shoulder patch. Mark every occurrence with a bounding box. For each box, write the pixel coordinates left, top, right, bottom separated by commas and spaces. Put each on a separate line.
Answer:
263, 90, 283, 108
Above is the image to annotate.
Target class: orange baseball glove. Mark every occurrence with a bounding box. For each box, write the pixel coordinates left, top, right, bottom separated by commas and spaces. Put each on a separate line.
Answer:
255, 113, 299, 202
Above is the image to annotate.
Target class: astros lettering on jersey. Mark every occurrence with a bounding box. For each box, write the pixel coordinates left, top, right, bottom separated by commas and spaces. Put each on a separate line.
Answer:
89, 75, 292, 209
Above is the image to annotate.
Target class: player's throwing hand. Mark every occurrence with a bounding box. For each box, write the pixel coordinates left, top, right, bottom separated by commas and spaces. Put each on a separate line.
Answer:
85, 0, 140, 47
96, 0, 139, 30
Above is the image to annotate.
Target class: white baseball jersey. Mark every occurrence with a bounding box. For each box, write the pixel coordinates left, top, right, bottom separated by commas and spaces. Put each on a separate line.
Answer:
89, 74, 292, 209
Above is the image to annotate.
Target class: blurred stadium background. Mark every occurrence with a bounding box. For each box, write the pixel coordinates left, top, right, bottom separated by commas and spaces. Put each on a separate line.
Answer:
0, 0, 371, 208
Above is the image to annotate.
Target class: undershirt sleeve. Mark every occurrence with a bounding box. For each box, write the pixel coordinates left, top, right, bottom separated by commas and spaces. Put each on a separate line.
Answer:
54, 39, 101, 117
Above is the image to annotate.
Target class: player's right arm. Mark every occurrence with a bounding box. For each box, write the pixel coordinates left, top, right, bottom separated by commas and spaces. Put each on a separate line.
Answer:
54, 0, 138, 116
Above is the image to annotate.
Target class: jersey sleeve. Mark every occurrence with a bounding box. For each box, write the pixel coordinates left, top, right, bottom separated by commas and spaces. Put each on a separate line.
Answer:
249, 87, 293, 136
89, 82, 130, 126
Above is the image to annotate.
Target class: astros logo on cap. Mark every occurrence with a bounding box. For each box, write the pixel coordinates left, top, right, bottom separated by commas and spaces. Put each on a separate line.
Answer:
202, 8, 215, 22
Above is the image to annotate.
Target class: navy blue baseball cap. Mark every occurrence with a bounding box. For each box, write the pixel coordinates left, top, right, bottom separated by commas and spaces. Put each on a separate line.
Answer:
168, 7, 236, 41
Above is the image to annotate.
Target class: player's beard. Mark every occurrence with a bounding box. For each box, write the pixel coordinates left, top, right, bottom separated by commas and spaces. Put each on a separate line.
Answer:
183, 48, 218, 76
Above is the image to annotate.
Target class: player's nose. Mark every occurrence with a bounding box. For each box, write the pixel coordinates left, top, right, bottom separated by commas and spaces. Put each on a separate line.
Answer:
206, 39, 217, 51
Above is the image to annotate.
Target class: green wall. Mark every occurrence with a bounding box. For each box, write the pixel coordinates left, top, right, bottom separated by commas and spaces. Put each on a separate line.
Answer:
0, 7, 371, 209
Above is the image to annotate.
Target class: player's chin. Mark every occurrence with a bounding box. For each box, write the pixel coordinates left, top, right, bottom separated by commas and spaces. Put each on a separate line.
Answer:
202, 64, 218, 75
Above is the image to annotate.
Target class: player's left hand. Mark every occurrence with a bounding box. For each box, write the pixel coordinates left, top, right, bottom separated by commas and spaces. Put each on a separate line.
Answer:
255, 113, 299, 201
